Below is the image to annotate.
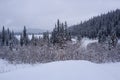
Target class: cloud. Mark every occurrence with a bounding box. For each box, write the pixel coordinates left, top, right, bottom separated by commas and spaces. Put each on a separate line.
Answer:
0, 0, 120, 31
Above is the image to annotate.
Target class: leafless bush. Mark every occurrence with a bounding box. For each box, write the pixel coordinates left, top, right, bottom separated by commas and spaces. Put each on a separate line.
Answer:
0, 41, 120, 64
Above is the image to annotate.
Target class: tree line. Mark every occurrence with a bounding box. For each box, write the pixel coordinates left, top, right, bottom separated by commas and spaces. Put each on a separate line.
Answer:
69, 9, 120, 38
0, 19, 72, 50
69, 9, 120, 49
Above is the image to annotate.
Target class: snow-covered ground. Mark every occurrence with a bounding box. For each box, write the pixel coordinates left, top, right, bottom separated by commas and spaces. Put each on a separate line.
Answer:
0, 59, 120, 80
81, 38, 98, 48
15, 34, 43, 40
0, 59, 32, 73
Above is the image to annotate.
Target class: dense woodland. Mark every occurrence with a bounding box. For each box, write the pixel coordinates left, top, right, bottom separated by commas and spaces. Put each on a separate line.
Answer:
69, 9, 120, 39
0, 9, 120, 64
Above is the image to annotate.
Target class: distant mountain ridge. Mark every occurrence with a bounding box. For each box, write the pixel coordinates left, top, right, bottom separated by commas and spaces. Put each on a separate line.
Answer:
15, 28, 47, 35
27, 28, 47, 34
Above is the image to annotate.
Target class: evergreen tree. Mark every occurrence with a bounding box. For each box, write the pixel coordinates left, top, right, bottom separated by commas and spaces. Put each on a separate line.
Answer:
1, 26, 6, 46
98, 27, 107, 44
20, 34, 23, 46
43, 31, 49, 42
106, 28, 118, 50
64, 22, 71, 41
31, 34, 38, 46
110, 29, 118, 48
20, 26, 29, 46
6, 28, 10, 46
0, 26, 18, 48
51, 20, 71, 46
43, 31, 50, 46
23, 26, 27, 38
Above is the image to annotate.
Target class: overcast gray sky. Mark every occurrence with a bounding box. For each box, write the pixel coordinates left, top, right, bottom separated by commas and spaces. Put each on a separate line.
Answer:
0, 0, 120, 31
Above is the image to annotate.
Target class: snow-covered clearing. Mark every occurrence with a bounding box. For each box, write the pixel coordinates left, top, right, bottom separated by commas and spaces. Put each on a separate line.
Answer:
0, 59, 32, 73
0, 59, 120, 80
15, 34, 43, 40
81, 38, 98, 48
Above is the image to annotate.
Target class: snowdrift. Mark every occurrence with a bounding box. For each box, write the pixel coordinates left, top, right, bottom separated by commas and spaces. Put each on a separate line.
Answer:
0, 60, 120, 80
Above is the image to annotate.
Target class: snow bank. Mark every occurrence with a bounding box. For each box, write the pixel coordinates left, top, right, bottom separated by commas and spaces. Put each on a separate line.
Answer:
0, 59, 32, 73
81, 38, 98, 48
0, 60, 120, 80
71, 38, 77, 44
15, 34, 43, 40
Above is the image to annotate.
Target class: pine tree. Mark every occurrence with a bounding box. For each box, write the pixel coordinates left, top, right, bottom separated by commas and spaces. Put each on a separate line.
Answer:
98, 27, 107, 44
64, 22, 71, 41
57, 19, 60, 32
31, 34, 38, 46
110, 29, 118, 48
1, 26, 6, 46
23, 26, 27, 38
20, 26, 29, 46
20, 34, 23, 46
43, 31, 50, 46
106, 28, 118, 50
51, 20, 71, 46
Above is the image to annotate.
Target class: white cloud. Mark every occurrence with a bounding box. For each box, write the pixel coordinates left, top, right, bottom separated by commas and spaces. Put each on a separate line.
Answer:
0, 0, 120, 31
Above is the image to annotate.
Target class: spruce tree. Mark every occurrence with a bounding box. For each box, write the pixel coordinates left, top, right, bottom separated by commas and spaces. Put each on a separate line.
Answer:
20, 34, 23, 46
20, 26, 29, 46
98, 27, 107, 44
51, 20, 71, 46
2, 26, 6, 46
110, 29, 118, 48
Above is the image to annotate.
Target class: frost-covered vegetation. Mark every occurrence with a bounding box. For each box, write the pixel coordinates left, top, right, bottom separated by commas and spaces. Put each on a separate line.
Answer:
0, 10, 120, 64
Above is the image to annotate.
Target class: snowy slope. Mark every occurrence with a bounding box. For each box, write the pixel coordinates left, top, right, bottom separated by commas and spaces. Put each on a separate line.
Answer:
81, 38, 98, 48
0, 59, 32, 73
0, 60, 120, 80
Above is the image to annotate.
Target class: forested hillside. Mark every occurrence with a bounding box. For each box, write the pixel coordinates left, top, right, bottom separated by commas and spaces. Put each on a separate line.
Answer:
69, 9, 120, 38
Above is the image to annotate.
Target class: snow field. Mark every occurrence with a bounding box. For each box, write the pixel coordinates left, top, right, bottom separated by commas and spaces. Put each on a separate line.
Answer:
0, 60, 120, 80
